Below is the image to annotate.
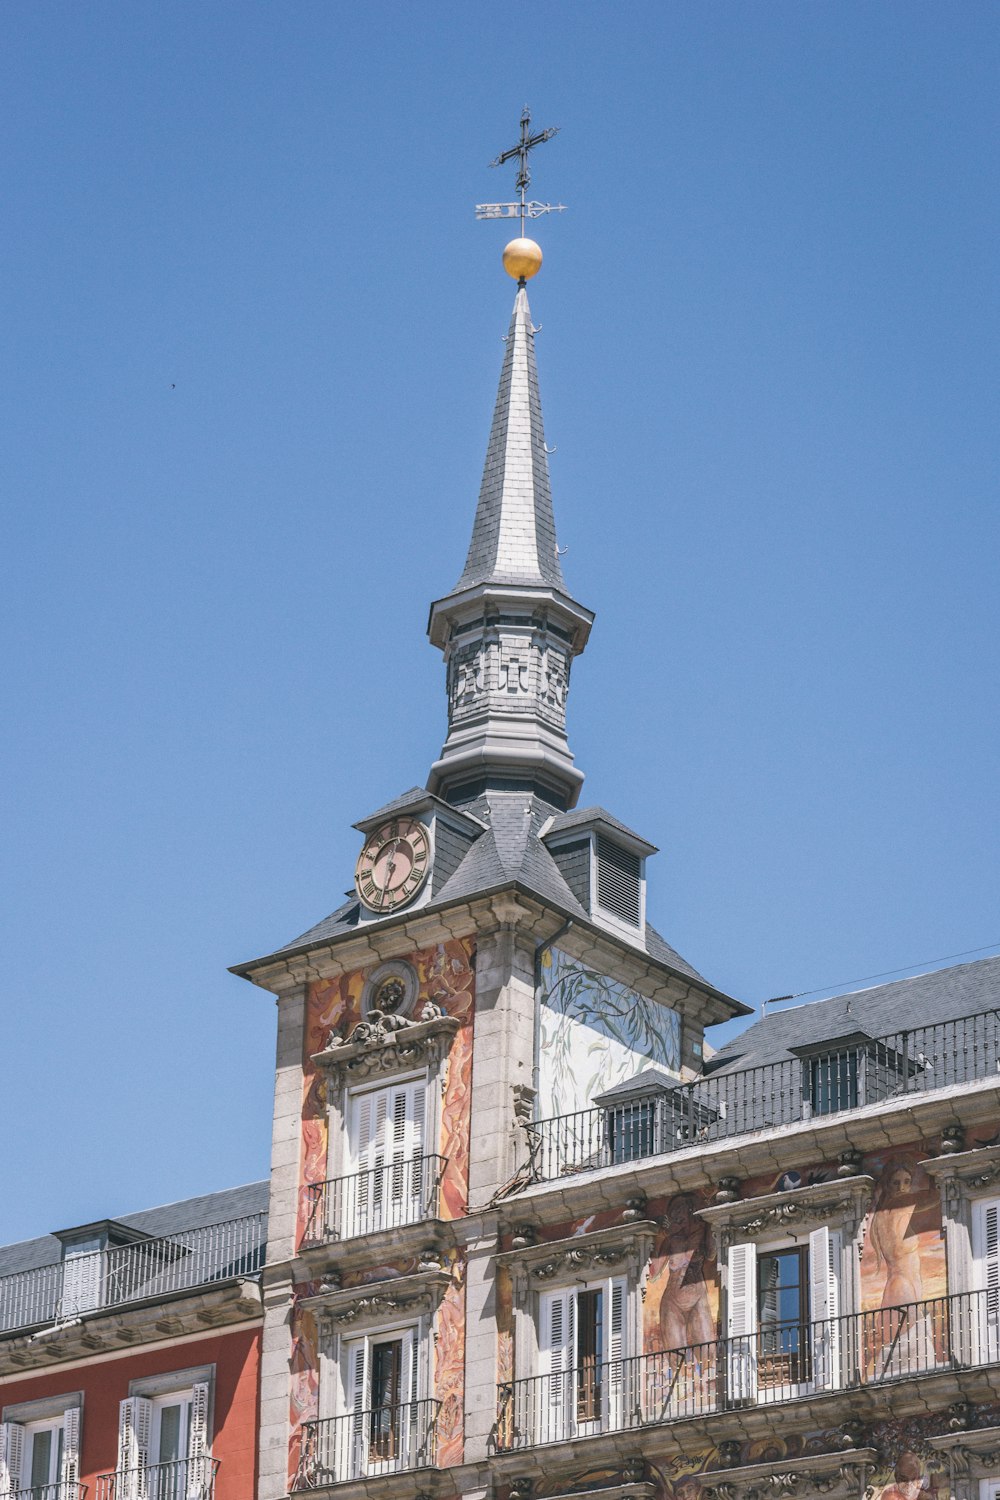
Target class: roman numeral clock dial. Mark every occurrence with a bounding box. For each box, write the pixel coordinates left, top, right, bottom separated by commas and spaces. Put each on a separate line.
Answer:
354, 817, 431, 914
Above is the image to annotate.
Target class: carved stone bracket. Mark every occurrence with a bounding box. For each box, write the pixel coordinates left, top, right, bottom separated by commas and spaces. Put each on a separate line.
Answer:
701, 1449, 879, 1500
312, 1012, 461, 1089
924, 1144, 1000, 1216
928, 1425, 1000, 1480
498, 1222, 657, 1306
697, 1176, 874, 1254
301, 1269, 452, 1335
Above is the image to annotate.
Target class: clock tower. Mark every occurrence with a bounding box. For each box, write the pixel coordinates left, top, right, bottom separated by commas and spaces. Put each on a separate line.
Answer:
234, 227, 746, 1500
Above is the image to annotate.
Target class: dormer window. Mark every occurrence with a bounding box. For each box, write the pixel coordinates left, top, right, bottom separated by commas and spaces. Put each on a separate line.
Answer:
595, 836, 641, 928
541, 809, 653, 943
791, 1031, 924, 1118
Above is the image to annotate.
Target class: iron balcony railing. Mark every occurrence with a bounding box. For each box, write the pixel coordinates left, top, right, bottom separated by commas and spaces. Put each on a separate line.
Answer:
0, 1212, 267, 1336
302, 1156, 445, 1245
11, 1487, 85, 1500
530, 1007, 1000, 1181
495, 1287, 1000, 1450
97, 1457, 219, 1500
294, 1399, 440, 1488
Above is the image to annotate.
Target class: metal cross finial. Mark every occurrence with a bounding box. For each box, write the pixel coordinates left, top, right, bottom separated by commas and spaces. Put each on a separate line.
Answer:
476, 106, 566, 237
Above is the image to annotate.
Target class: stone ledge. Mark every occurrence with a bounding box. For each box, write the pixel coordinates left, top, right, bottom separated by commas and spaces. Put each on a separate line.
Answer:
700, 1448, 878, 1500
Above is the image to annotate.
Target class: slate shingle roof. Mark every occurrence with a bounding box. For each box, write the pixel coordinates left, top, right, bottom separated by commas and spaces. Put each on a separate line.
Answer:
710, 955, 1000, 1074
450, 287, 566, 595
543, 805, 658, 853
0, 1181, 269, 1279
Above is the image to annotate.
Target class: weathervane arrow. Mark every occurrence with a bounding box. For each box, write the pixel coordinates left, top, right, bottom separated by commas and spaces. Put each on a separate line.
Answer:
476, 106, 566, 240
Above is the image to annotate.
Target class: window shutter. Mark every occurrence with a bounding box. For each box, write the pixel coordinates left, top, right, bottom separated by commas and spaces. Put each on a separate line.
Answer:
540, 1288, 574, 1443
61, 1247, 103, 1315
0, 1422, 25, 1499
595, 837, 642, 926
809, 1227, 841, 1390
117, 1397, 152, 1500
61, 1408, 82, 1491
726, 1243, 758, 1402
607, 1277, 627, 1429
351, 1091, 376, 1235
973, 1197, 1000, 1363
186, 1382, 211, 1498
347, 1340, 369, 1481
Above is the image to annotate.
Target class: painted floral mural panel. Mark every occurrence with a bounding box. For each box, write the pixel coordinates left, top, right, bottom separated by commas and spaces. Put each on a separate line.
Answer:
538, 945, 682, 1117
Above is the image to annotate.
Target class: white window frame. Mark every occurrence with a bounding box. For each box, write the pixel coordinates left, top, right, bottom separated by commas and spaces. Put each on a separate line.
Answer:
117, 1366, 213, 1500
535, 1274, 630, 1442
315, 1316, 429, 1483
327, 1073, 430, 1241
971, 1195, 1000, 1365
725, 1227, 842, 1404
980, 1481, 1000, 1500
1, 1394, 82, 1500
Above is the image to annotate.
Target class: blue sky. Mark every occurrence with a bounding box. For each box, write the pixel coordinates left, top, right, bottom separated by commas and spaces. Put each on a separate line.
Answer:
2, 3, 997, 1243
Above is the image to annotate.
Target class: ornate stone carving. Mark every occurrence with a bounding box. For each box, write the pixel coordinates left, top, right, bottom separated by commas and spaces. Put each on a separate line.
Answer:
924, 1144, 1000, 1218
940, 1123, 966, 1155
714, 1176, 742, 1204
928, 1425, 1000, 1482
313, 1011, 460, 1088
306, 1268, 451, 1333
837, 1147, 864, 1178
542, 646, 568, 710
500, 1222, 656, 1305
623, 1194, 647, 1224
699, 1176, 874, 1253
510, 1225, 537, 1250
499, 637, 530, 694
702, 1451, 878, 1500
509, 1480, 533, 1500
512, 1083, 536, 1127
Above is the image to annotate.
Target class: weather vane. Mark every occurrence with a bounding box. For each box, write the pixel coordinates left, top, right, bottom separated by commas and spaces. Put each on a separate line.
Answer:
476, 107, 565, 282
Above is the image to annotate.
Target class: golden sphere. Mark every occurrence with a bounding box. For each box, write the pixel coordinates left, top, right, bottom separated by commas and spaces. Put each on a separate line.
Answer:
502, 237, 543, 280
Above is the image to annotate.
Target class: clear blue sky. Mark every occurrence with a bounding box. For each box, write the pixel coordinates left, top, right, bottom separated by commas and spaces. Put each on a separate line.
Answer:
2, 3, 997, 1244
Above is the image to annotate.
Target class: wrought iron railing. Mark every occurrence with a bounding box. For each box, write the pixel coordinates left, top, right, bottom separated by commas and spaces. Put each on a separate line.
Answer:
302, 1157, 445, 1245
529, 1007, 1000, 1181
295, 1399, 440, 1488
11, 1486, 85, 1500
97, 1457, 219, 1499
0, 1212, 267, 1335
495, 1287, 999, 1449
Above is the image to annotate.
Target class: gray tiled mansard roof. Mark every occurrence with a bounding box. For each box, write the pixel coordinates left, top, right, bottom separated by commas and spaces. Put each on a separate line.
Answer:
0, 1180, 269, 1279
711, 954, 1000, 1073
450, 286, 566, 595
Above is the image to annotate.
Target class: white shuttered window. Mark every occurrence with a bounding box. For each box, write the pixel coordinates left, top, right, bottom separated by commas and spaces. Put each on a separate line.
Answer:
973, 1197, 1000, 1364
538, 1277, 628, 1442
348, 1079, 426, 1236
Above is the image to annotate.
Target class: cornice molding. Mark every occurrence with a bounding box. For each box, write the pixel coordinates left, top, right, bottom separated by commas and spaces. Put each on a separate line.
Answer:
312, 1010, 461, 1085
697, 1177, 874, 1252
700, 1448, 879, 1500
923, 1144, 1000, 1214
498, 1222, 658, 1304
300, 1268, 452, 1334
928, 1425, 1000, 1478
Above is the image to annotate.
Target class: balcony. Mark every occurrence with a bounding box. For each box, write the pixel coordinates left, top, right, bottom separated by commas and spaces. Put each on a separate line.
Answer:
10, 1488, 85, 1500
529, 1007, 1000, 1182
302, 1157, 445, 1246
495, 1287, 1000, 1450
294, 1399, 440, 1489
97, 1458, 219, 1499
0, 1212, 266, 1336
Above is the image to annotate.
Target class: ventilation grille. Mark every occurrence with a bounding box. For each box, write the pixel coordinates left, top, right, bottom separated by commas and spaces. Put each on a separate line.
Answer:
595, 837, 642, 926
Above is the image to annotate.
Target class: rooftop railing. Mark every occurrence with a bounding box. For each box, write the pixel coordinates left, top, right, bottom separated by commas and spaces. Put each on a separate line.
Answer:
302, 1156, 445, 1247
529, 1007, 1000, 1182
495, 1286, 1000, 1450
0, 1211, 267, 1336
294, 1399, 440, 1489
97, 1456, 219, 1500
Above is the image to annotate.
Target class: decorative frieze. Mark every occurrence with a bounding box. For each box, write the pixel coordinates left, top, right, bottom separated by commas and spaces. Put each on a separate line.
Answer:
697, 1176, 874, 1253
498, 1222, 657, 1304
924, 1144, 1000, 1215
302, 1268, 452, 1334
928, 1425, 1000, 1481
701, 1449, 878, 1500
312, 1010, 461, 1089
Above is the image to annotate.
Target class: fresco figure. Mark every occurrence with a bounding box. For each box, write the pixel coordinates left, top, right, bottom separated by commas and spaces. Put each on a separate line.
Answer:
878, 1452, 934, 1500
866, 1157, 941, 1376
658, 1195, 715, 1351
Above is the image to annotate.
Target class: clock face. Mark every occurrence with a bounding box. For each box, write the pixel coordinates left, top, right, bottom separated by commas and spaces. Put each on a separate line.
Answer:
354, 817, 431, 914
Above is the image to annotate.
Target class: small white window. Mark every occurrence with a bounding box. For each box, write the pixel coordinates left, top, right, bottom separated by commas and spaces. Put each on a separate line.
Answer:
345, 1079, 427, 1237
727, 1228, 841, 1402
1, 1406, 81, 1499
537, 1276, 627, 1442
972, 1196, 1000, 1364
116, 1383, 210, 1500
329, 1327, 422, 1479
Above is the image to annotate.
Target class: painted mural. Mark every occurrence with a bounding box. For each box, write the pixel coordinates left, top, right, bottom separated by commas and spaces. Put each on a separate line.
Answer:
537, 946, 682, 1118
287, 939, 475, 1484
297, 937, 475, 1245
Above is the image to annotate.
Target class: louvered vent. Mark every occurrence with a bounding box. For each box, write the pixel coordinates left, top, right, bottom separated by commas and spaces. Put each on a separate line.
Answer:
595, 836, 642, 926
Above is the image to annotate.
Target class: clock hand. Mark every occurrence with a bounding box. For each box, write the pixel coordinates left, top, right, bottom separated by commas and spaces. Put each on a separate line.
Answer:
376, 839, 400, 907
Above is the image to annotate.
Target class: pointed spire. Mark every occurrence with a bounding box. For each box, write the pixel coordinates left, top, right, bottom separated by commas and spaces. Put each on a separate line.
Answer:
454, 286, 566, 593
